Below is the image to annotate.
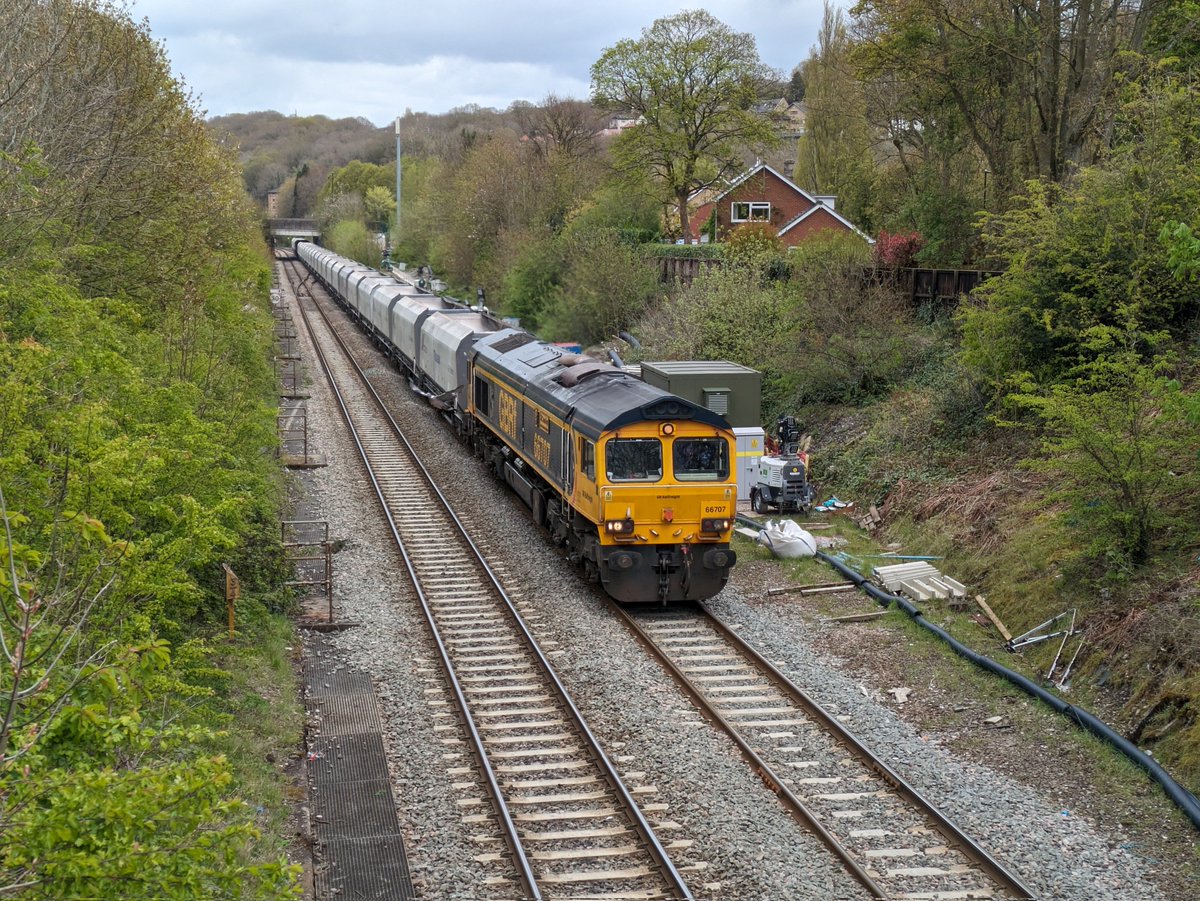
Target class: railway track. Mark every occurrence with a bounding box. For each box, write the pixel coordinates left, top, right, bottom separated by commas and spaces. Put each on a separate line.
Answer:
615, 602, 1035, 901
282, 258, 692, 900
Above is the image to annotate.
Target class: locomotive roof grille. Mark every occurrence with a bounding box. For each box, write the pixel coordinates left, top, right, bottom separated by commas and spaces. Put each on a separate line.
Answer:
489, 332, 537, 354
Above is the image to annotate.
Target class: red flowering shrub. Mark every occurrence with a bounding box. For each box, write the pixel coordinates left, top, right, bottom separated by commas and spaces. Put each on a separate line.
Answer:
873, 230, 925, 269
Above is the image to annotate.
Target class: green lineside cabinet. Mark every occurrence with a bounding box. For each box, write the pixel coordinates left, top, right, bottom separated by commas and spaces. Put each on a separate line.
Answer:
639, 360, 762, 429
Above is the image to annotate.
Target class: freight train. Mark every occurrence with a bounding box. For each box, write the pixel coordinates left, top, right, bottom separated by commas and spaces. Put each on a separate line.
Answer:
293, 241, 736, 603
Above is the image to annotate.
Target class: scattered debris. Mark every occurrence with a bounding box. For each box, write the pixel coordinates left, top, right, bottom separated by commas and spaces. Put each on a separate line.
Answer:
815, 496, 854, 513
1054, 637, 1086, 689
857, 504, 883, 532
974, 595, 1013, 642
1007, 609, 1080, 651
767, 580, 856, 597
1044, 609, 1078, 679
889, 687, 912, 704
755, 519, 817, 558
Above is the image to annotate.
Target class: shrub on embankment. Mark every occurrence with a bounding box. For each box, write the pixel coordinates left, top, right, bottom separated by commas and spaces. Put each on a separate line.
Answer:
1, 2, 299, 896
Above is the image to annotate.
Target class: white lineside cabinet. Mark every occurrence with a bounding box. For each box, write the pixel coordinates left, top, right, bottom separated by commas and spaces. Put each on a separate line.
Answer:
732, 427, 765, 502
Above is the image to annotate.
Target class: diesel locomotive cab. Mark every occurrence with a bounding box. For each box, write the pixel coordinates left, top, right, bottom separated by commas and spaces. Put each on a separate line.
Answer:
596, 425, 736, 603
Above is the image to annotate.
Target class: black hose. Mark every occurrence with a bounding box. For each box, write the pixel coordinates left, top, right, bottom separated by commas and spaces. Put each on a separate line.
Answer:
608, 349, 625, 368
817, 551, 1200, 830
617, 330, 642, 350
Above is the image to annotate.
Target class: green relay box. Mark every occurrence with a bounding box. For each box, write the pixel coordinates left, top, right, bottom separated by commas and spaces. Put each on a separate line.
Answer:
639, 360, 761, 428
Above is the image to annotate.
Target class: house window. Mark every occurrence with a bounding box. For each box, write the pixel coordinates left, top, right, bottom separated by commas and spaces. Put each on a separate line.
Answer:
732, 201, 771, 222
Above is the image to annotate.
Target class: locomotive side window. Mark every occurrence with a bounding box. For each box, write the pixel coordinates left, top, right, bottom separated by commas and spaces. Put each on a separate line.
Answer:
673, 438, 728, 481
605, 438, 662, 482
580, 439, 595, 482
474, 376, 490, 416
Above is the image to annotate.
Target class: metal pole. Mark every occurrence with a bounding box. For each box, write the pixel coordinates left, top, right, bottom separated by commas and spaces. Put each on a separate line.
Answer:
394, 116, 402, 237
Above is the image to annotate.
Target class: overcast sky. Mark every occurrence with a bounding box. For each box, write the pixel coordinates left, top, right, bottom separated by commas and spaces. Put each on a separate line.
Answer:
130, 1, 833, 125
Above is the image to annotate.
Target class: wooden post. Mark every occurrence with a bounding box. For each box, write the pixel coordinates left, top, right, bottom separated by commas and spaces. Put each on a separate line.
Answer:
222, 563, 240, 639
974, 594, 1011, 642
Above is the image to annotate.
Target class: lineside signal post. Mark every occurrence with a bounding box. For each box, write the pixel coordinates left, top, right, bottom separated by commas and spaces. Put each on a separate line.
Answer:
222, 563, 241, 639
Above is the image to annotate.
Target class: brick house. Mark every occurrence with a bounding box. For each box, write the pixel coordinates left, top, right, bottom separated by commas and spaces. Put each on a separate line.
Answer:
686, 162, 871, 247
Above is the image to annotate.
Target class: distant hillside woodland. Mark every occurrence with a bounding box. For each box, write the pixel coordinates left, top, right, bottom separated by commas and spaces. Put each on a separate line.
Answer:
223, 3, 1200, 791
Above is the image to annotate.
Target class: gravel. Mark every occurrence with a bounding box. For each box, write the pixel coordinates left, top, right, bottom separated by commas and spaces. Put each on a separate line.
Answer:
282, 265, 1182, 900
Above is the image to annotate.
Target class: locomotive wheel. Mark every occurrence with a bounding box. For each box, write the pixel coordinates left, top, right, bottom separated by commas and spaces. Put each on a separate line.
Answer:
752, 489, 769, 515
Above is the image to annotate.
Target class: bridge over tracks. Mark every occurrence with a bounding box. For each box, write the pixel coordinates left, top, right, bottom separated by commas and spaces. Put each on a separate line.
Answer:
265, 218, 320, 244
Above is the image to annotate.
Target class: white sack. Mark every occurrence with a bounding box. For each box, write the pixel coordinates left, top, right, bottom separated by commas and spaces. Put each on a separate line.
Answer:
757, 519, 817, 558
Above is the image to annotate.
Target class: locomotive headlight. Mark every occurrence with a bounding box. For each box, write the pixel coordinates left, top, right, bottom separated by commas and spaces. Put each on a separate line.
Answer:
701, 518, 731, 533
605, 518, 636, 534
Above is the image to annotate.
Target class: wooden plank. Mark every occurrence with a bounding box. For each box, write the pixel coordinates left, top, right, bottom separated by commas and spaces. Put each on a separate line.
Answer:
974, 594, 1012, 642
766, 581, 855, 597
825, 611, 888, 624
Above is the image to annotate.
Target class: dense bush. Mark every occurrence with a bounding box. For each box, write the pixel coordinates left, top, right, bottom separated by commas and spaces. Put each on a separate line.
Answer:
541, 228, 662, 344
1, 2, 298, 895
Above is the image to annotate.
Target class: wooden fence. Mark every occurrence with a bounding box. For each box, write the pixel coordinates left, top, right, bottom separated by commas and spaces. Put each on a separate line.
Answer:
655, 254, 1000, 305
873, 267, 1002, 304
655, 255, 721, 286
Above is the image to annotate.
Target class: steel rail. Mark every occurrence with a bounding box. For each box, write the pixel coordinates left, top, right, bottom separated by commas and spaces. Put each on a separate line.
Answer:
285, 260, 692, 900
287, 262, 540, 899
698, 601, 1034, 900
612, 598, 1034, 900
610, 600, 884, 897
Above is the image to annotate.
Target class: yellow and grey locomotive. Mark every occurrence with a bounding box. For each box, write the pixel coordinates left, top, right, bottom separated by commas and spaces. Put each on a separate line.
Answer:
294, 240, 737, 602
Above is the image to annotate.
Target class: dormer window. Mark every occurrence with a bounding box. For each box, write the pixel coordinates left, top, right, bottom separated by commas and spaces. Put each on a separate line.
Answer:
731, 201, 770, 222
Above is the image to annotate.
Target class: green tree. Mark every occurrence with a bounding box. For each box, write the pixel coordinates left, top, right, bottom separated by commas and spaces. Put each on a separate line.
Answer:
852, 0, 1159, 194
1, 4, 299, 895
793, 3, 874, 228
364, 185, 396, 231
960, 66, 1200, 388
591, 9, 779, 236
327, 219, 381, 267
318, 160, 395, 206
500, 230, 567, 331
1145, 0, 1200, 73
1008, 335, 1198, 569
